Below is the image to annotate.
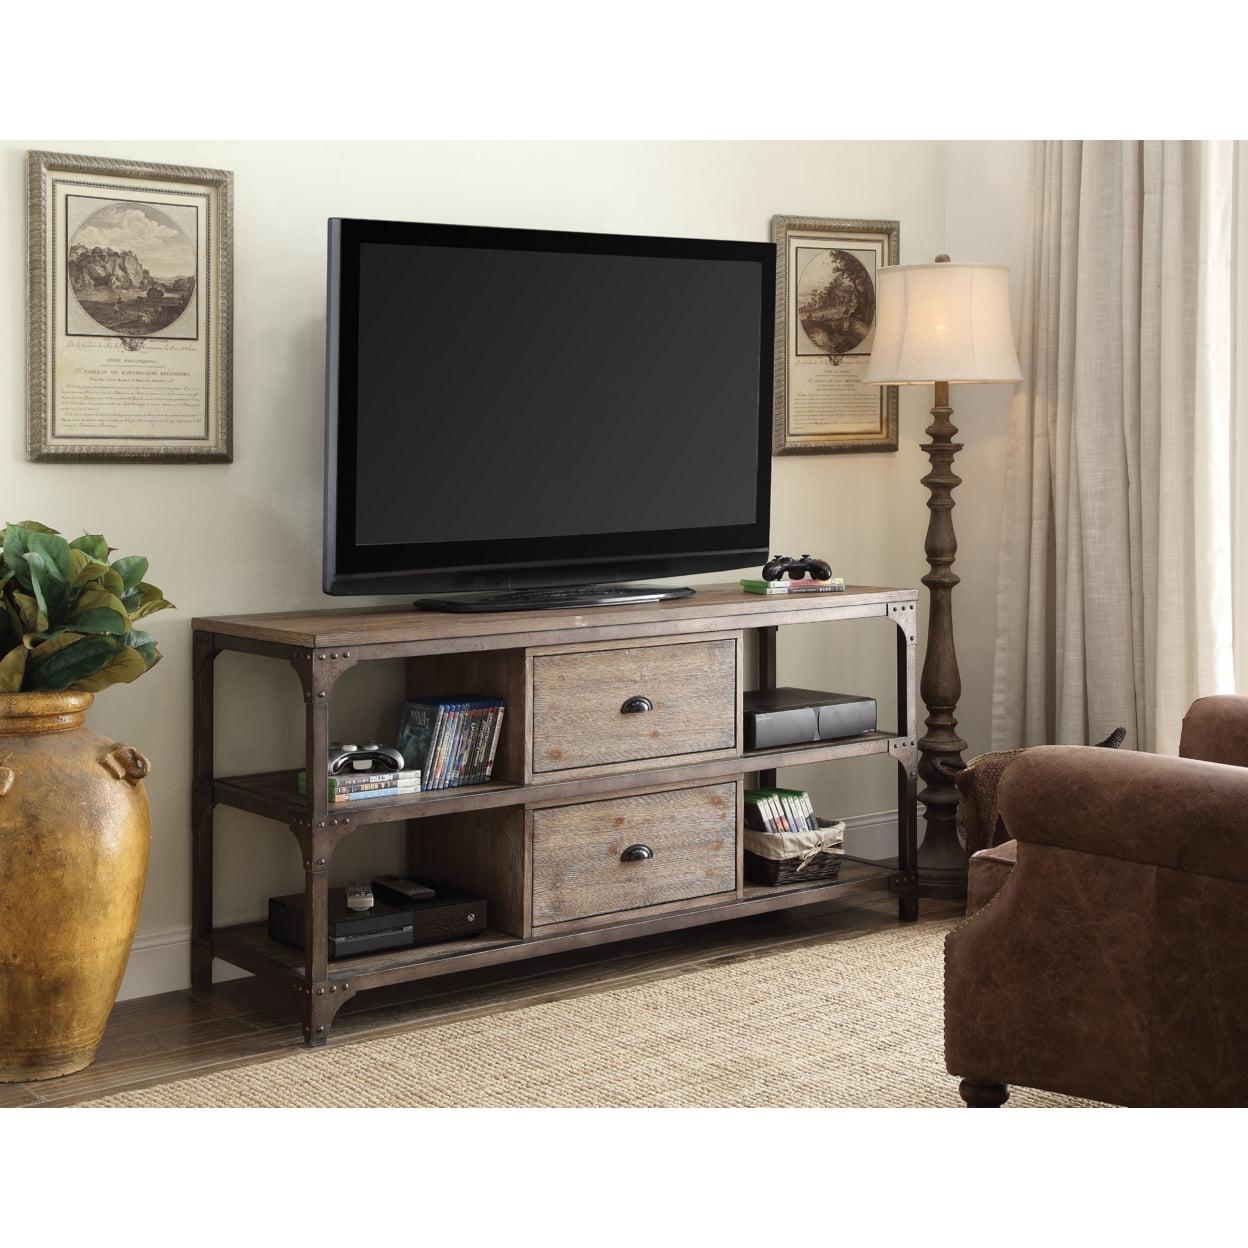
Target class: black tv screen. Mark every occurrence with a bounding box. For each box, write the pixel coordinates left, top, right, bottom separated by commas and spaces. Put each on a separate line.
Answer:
324, 219, 774, 596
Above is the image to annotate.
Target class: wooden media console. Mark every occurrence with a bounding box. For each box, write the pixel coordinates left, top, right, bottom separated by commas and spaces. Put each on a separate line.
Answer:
192, 585, 920, 1044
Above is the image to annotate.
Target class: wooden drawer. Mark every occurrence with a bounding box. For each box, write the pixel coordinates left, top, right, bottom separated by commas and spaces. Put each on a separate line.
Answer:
531, 782, 738, 927
530, 637, 739, 775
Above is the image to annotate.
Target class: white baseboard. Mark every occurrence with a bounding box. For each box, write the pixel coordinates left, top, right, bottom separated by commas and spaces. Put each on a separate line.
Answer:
839, 808, 900, 861
116, 808, 902, 1002
116, 927, 250, 1002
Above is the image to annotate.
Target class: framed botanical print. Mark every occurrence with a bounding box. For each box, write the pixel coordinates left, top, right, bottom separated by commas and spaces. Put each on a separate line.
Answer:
772, 215, 899, 454
27, 150, 233, 463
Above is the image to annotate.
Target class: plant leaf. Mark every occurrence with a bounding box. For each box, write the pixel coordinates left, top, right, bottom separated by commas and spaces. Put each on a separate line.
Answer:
0, 645, 27, 693
67, 607, 127, 635
68, 549, 113, 587
11, 591, 45, 633
28, 630, 81, 661
27, 633, 117, 691
69, 533, 111, 561
123, 627, 160, 668
73, 587, 130, 622
2, 525, 34, 588
73, 644, 147, 692
24, 551, 69, 627
14, 521, 60, 535
27, 531, 71, 582
110, 555, 149, 593
128, 581, 175, 620
12, 589, 45, 633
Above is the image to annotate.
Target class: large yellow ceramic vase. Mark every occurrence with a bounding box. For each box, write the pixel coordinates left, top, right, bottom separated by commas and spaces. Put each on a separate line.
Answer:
0, 692, 151, 1081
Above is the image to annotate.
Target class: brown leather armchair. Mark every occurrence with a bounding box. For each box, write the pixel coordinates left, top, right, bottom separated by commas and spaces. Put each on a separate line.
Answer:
945, 695, 1248, 1107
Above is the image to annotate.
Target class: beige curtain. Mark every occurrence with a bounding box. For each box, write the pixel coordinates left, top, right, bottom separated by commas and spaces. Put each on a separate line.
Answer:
992, 141, 1238, 754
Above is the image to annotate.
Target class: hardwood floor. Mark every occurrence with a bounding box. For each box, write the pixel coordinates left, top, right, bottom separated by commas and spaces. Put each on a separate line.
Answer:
0, 896, 962, 1108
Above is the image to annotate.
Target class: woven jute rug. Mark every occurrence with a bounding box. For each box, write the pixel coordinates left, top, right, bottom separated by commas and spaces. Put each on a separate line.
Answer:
85, 919, 1095, 1108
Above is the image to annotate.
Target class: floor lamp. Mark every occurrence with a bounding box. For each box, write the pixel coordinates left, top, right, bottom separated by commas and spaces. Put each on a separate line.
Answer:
864, 256, 1022, 898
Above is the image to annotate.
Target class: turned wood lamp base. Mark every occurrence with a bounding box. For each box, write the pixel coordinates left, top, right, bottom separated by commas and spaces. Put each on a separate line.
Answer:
865, 254, 1023, 906
915, 370, 969, 901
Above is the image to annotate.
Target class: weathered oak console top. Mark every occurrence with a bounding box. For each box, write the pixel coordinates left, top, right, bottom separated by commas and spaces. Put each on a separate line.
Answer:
194, 583, 918, 651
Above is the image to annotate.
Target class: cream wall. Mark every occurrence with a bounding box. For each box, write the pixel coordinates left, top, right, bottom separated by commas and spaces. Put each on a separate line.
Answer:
0, 140, 1025, 998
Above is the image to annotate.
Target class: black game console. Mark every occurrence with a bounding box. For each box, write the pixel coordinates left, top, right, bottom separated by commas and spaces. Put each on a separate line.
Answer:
744, 687, 877, 750
268, 883, 488, 960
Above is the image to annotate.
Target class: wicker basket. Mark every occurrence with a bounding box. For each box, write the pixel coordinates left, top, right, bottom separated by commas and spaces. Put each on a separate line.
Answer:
744, 817, 845, 886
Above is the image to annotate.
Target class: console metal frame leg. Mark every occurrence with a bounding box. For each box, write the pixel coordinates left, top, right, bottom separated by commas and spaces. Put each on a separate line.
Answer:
890, 601, 920, 922
290, 649, 359, 1045
755, 625, 779, 790
191, 630, 219, 993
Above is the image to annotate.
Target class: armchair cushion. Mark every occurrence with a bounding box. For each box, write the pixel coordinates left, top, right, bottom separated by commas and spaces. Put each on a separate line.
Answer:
997, 745, 1248, 884
1180, 695, 1248, 768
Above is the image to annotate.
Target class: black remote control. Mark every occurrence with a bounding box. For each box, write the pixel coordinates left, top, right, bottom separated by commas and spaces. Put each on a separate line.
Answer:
371, 875, 436, 906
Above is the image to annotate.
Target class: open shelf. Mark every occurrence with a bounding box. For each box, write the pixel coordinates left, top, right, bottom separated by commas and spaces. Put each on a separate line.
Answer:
210, 922, 522, 987
214, 731, 905, 828
213, 771, 524, 826
209, 858, 896, 993
741, 855, 895, 900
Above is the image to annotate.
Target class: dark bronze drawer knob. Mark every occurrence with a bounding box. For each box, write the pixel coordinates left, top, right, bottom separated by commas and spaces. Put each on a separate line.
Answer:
620, 696, 653, 714
620, 843, 653, 862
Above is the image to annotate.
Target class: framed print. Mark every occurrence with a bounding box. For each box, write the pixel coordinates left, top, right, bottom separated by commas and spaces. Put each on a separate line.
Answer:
772, 215, 899, 454
27, 150, 233, 463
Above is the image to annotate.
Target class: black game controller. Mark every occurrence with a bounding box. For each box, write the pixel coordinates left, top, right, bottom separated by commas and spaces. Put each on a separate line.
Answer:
761, 554, 833, 582
327, 742, 406, 775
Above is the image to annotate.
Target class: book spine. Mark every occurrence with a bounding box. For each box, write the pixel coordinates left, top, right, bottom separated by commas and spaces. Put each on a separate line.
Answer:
786, 794, 804, 833
468, 703, 489, 784
330, 769, 417, 788
442, 701, 468, 789
331, 772, 421, 794
430, 704, 452, 790
758, 793, 778, 833
744, 796, 769, 832
482, 703, 505, 782
455, 703, 478, 788
399, 700, 438, 776
425, 705, 450, 789
436, 702, 462, 790
774, 796, 790, 833
800, 792, 818, 830
467, 703, 488, 785
333, 785, 420, 803
454, 701, 475, 787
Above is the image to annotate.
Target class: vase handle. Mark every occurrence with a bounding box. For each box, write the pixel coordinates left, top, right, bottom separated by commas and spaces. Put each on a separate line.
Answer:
101, 744, 151, 787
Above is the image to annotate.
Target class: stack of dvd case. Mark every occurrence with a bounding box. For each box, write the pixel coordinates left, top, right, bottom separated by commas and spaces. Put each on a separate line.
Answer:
397, 695, 506, 790
745, 787, 823, 834
297, 768, 421, 803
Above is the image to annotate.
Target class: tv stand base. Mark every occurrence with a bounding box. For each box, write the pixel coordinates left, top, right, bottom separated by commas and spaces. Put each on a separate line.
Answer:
414, 584, 696, 613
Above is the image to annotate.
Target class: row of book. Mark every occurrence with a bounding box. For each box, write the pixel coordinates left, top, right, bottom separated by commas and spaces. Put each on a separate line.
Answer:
397, 695, 506, 791
740, 577, 846, 596
745, 787, 825, 836
298, 768, 422, 803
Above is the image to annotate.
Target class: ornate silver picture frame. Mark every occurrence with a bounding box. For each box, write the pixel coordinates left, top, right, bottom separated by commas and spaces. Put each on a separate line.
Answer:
27, 150, 233, 463
772, 215, 899, 454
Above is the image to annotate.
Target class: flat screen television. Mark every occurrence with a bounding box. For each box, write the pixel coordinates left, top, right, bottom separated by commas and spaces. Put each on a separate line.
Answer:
324, 218, 775, 608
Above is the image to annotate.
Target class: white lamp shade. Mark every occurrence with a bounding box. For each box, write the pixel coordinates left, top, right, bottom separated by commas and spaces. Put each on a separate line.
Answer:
863, 262, 1023, 385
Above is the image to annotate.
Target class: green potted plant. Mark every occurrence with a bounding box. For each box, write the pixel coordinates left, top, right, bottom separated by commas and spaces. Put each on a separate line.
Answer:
0, 522, 173, 1081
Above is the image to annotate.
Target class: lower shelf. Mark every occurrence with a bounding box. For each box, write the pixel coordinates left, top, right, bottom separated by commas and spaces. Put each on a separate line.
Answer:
209, 858, 897, 994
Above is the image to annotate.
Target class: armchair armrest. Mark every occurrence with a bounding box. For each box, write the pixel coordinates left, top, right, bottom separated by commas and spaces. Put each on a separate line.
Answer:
1181, 695, 1248, 767
997, 745, 1248, 884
